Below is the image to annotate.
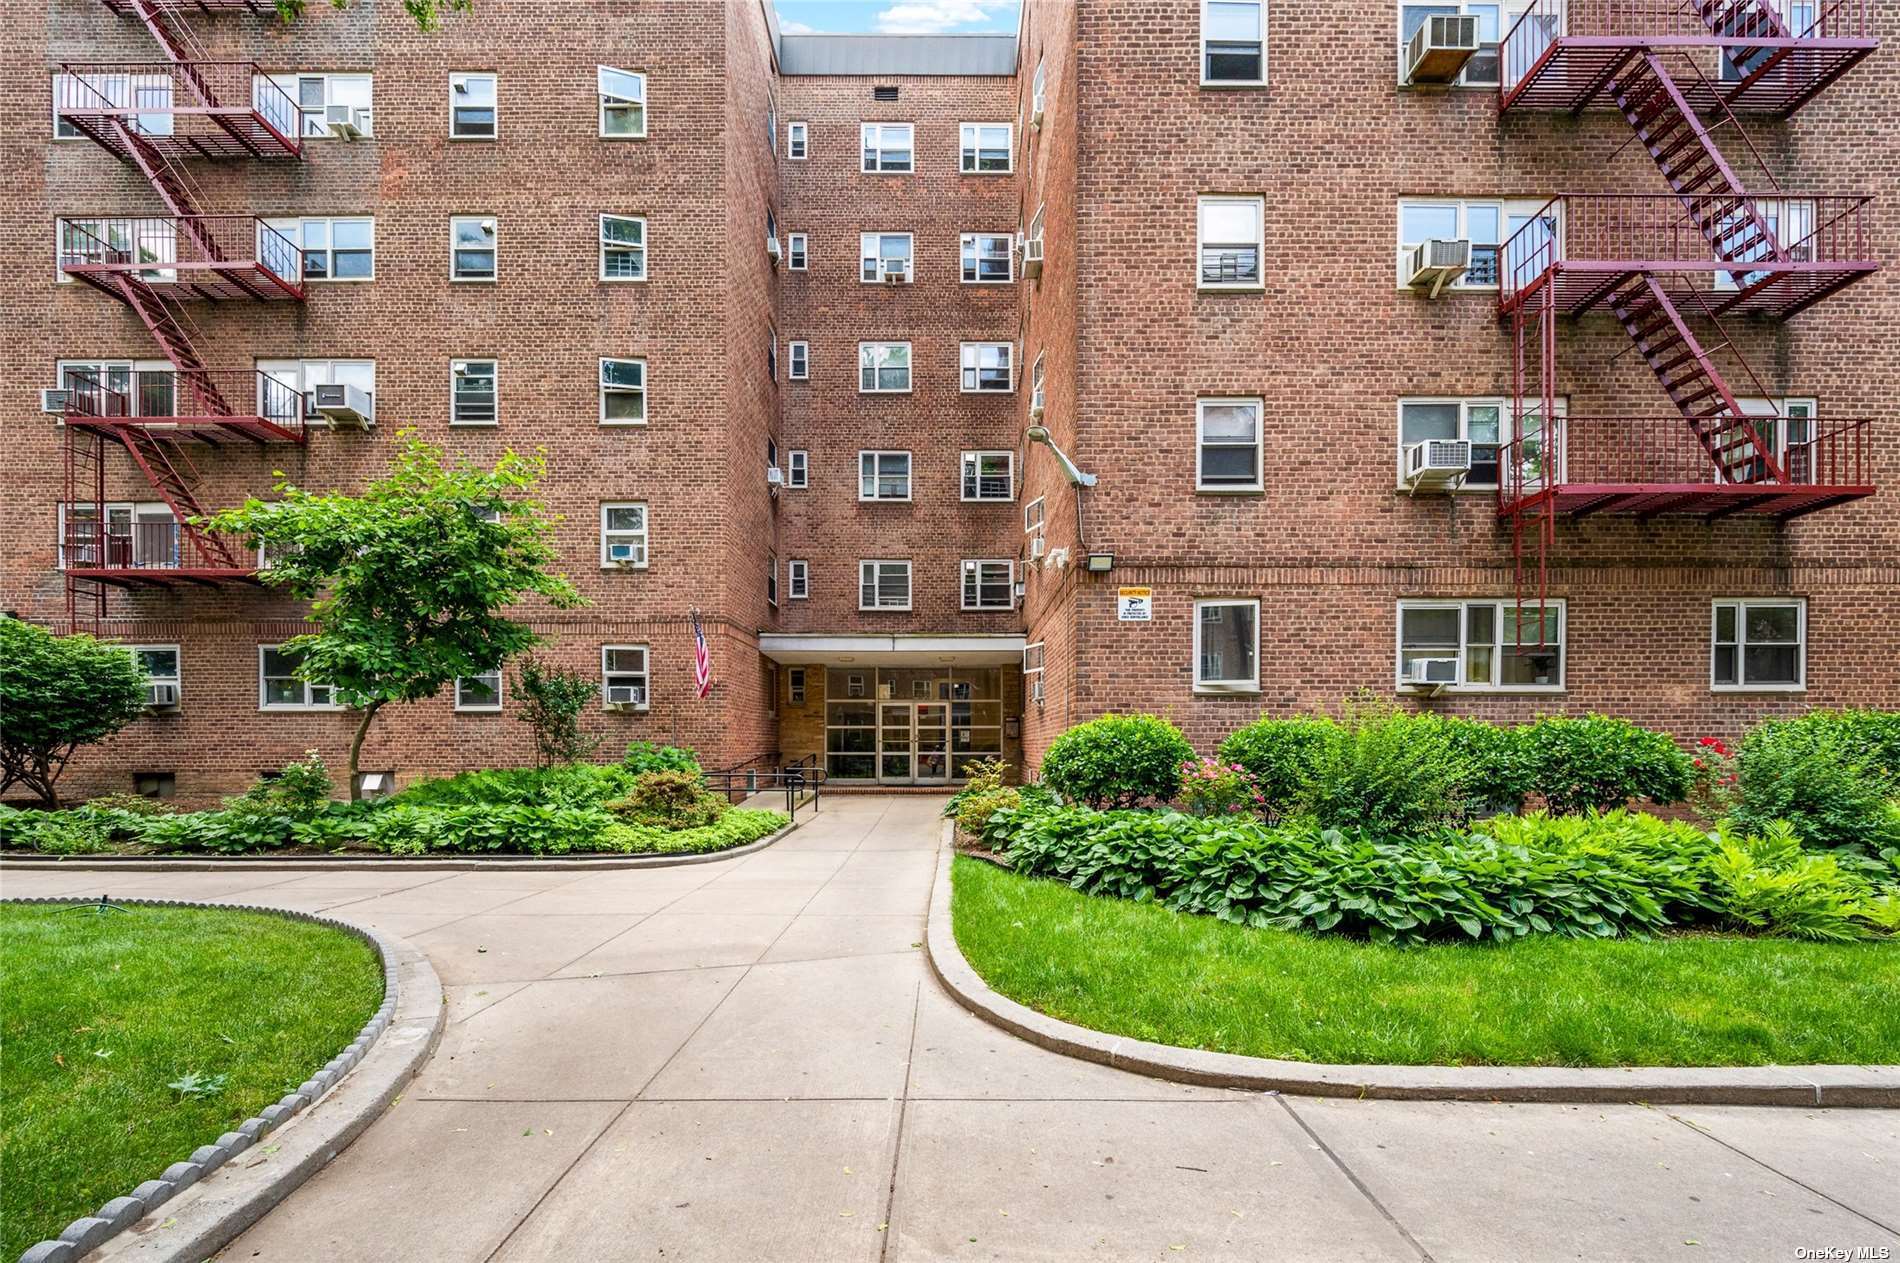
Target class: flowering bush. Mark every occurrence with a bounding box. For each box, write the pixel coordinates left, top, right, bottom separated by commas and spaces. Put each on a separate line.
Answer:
1688, 736, 1740, 821
1177, 758, 1262, 818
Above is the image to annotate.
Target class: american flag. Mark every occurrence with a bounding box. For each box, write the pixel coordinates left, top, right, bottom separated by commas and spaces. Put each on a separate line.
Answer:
691, 608, 713, 699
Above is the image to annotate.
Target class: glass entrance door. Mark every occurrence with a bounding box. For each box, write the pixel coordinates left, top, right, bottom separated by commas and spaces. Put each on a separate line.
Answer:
914, 704, 949, 784
879, 703, 913, 782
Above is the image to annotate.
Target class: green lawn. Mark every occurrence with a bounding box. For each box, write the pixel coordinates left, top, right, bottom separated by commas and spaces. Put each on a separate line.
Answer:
0, 903, 383, 1259
952, 856, 1900, 1069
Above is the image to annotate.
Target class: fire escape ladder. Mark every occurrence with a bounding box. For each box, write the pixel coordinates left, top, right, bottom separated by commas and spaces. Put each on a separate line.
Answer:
64, 427, 110, 636
117, 427, 241, 569
109, 272, 235, 416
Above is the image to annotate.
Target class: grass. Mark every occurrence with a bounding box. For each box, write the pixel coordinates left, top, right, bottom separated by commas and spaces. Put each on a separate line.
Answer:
0, 903, 384, 1258
951, 856, 1900, 1069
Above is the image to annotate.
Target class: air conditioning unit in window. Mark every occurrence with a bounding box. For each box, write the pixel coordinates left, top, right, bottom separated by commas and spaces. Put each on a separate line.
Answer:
1400, 657, 1459, 693
882, 268, 907, 285
1404, 438, 1473, 492
325, 103, 366, 140
766, 466, 785, 487
1027, 535, 1046, 562
1406, 237, 1471, 297
765, 235, 783, 264
604, 685, 645, 710
606, 543, 641, 566
40, 388, 72, 414
1030, 676, 1045, 705
310, 383, 374, 430
1406, 13, 1481, 85
1020, 234, 1044, 279
146, 682, 180, 710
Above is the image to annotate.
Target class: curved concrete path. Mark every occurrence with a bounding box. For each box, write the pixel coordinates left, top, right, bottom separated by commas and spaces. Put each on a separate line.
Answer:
5, 795, 1895, 1261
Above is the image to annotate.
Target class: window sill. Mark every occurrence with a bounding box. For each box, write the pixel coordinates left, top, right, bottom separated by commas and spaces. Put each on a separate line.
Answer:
259, 705, 344, 713
448, 134, 498, 142
961, 279, 1016, 285
454, 706, 504, 714
1711, 684, 1806, 695
859, 606, 914, 613
599, 420, 649, 428
1402, 686, 1566, 696
599, 564, 651, 571
449, 421, 500, 428
1193, 685, 1262, 696
599, 276, 649, 284
450, 277, 498, 285
1196, 485, 1264, 496
598, 133, 649, 142
1197, 283, 1265, 294
1199, 80, 1268, 90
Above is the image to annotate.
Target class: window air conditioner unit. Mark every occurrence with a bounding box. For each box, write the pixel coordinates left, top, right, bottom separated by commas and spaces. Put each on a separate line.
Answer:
1406, 14, 1481, 85
606, 542, 640, 565
605, 685, 645, 709
765, 235, 782, 262
1027, 535, 1046, 560
1404, 438, 1473, 491
882, 268, 907, 284
311, 383, 374, 429
325, 103, 365, 140
1020, 235, 1044, 279
1401, 657, 1460, 691
40, 388, 72, 414
766, 466, 785, 486
1030, 104, 1044, 129
146, 682, 180, 709
1030, 676, 1045, 705
1406, 237, 1471, 297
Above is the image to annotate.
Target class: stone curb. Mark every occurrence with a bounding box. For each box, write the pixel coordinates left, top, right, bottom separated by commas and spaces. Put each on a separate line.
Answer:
923, 824, 1900, 1108
5, 898, 446, 1263
0, 813, 802, 873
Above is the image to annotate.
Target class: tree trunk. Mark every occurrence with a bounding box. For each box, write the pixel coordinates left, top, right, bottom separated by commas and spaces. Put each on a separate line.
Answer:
348, 700, 386, 801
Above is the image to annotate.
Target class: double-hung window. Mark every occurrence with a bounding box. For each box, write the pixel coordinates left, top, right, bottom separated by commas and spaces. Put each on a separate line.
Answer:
133, 645, 181, 708
859, 560, 912, 611
600, 503, 649, 567
962, 560, 1015, 611
788, 341, 809, 379
960, 342, 1013, 393
1194, 599, 1260, 691
860, 123, 913, 173
959, 123, 1012, 173
858, 342, 911, 393
1197, 196, 1264, 289
1201, 1, 1266, 85
450, 216, 497, 281
1399, 4, 1504, 86
1030, 354, 1046, 414
259, 644, 336, 709
450, 359, 497, 426
599, 215, 646, 280
1397, 199, 1504, 288
258, 358, 375, 424
1031, 59, 1047, 119
598, 67, 646, 137
961, 451, 1013, 501
264, 72, 372, 138
267, 217, 373, 281
786, 232, 808, 270
788, 559, 810, 599
456, 670, 502, 711
859, 451, 912, 501
601, 646, 650, 708
1197, 398, 1263, 491
1712, 599, 1805, 691
599, 357, 646, 424
1397, 599, 1564, 691
1398, 398, 1509, 488
60, 501, 177, 569
960, 232, 1013, 283
787, 450, 809, 488
448, 72, 496, 137
787, 120, 808, 159
860, 232, 912, 283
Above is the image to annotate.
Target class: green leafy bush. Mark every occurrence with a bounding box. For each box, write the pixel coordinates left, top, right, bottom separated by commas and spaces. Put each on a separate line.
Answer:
622, 741, 701, 776
0, 810, 113, 856
1177, 758, 1260, 817
1039, 714, 1195, 809
393, 763, 637, 809
1439, 716, 1531, 815
954, 787, 1021, 841
224, 750, 335, 820
0, 620, 149, 807
942, 759, 1011, 819
1731, 711, 1900, 852
1706, 824, 1882, 941
513, 656, 601, 767
598, 808, 787, 855
1302, 698, 1459, 834
1518, 715, 1692, 814
80, 792, 176, 817
604, 770, 727, 829
366, 803, 617, 855
1215, 718, 1332, 817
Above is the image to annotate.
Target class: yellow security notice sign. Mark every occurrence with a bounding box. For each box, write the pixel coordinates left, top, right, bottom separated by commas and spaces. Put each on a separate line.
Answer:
1117, 587, 1153, 621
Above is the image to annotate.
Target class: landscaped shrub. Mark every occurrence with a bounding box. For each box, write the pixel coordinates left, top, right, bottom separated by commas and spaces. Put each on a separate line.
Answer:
224, 750, 335, 820
953, 787, 1021, 842
1039, 714, 1195, 809
0, 808, 113, 856
1176, 758, 1261, 817
1730, 711, 1900, 852
366, 803, 617, 855
622, 741, 701, 776
392, 762, 637, 809
597, 808, 787, 855
942, 759, 1010, 819
1705, 824, 1886, 941
79, 792, 176, 817
1518, 715, 1692, 814
1215, 717, 1333, 817
1439, 716, 1531, 816
604, 770, 727, 829
1687, 736, 1742, 821
1301, 698, 1459, 834
513, 656, 601, 767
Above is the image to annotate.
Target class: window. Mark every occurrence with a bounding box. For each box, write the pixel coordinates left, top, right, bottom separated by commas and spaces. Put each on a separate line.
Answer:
1023, 496, 1045, 534
59, 501, 178, 569
1197, 398, 1263, 491
598, 67, 646, 137
787, 120, 807, 159
767, 553, 779, 606
259, 644, 335, 710
449, 72, 496, 137
959, 123, 1012, 173
1398, 398, 1524, 489
1194, 599, 1260, 691
786, 232, 807, 270
257, 358, 375, 422
787, 450, 809, 488
859, 451, 912, 501
768, 333, 778, 382
788, 341, 809, 380
1031, 59, 1047, 118
132, 645, 180, 707
1022, 643, 1045, 674
600, 503, 649, 567
601, 646, 650, 708
960, 342, 1014, 393
961, 232, 1013, 283
961, 451, 1014, 501
262, 72, 372, 138
1397, 599, 1565, 691
859, 232, 913, 283
1197, 196, 1264, 289
788, 559, 810, 599
599, 215, 646, 281
456, 670, 502, 711
962, 560, 1015, 611
56, 71, 174, 140
450, 216, 496, 281
450, 359, 497, 426
1031, 354, 1046, 413
264, 217, 373, 281
1027, 205, 1046, 256
1397, 199, 1507, 289
1730, 397, 1818, 483
1399, 4, 1503, 86
859, 560, 912, 610
1202, 1, 1266, 85
874, 85, 899, 102
599, 358, 646, 424
132, 771, 176, 799
789, 667, 807, 702
860, 122, 914, 173
858, 342, 912, 393
1712, 599, 1805, 691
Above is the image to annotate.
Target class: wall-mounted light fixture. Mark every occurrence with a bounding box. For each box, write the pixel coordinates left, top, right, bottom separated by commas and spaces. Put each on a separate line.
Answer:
1084, 552, 1114, 574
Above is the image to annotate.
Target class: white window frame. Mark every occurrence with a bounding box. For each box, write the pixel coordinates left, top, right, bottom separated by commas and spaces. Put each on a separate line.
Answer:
1200, 0, 1268, 87
1711, 598, 1807, 693
1196, 195, 1266, 292
860, 122, 915, 173
598, 214, 647, 282
786, 232, 808, 271
1022, 642, 1045, 674
960, 232, 1014, 284
599, 502, 650, 568
960, 342, 1015, 394
859, 232, 914, 283
959, 122, 1013, 174
858, 341, 913, 394
56, 71, 175, 141
767, 552, 779, 607
788, 340, 809, 380
449, 358, 498, 427
962, 559, 1016, 611
455, 669, 503, 712
1023, 496, 1046, 534
449, 215, 497, 282
1031, 59, 1048, 118
1395, 599, 1567, 693
1396, 198, 1538, 291
788, 559, 810, 599
601, 645, 651, 710
1730, 397, 1818, 483
787, 449, 809, 489
264, 216, 374, 282
263, 72, 373, 139
598, 357, 647, 426
859, 560, 913, 611
132, 644, 181, 706
961, 451, 1014, 502
1193, 598, 1262, 692
1031, 353, 1046, 414
1395, 397, 1565, 492
859, 450, 913, 502
786, 120, 807, 159
258, 644, 338, 711
256, 357, 375, 422
1196, 397, 1264, 492
448, 72, 496, 138
597, 66, 646, 139
59, 500, 178, 569
1396, 3, 1510, 88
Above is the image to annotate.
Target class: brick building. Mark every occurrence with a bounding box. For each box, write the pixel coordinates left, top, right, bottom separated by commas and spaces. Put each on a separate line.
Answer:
4, 0, 1893, 801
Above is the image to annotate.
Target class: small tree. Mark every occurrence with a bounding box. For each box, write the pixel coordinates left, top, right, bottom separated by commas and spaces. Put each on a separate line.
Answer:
513, 656, 600, 768
209, 437, 585, 798
0, 620, 149, 807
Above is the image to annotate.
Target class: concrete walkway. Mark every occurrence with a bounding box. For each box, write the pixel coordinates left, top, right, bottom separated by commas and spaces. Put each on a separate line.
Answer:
6, 795, 1897, 1261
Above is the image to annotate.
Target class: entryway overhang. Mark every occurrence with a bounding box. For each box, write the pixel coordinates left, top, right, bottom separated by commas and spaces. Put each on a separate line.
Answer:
758, 633, 1025, 666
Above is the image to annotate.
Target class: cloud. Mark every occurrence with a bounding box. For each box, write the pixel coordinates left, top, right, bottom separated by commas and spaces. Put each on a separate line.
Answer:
778, 18, 818, 32
872, 0, 1014, 34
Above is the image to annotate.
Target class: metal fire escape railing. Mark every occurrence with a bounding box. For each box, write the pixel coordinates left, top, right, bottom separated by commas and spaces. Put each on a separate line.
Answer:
55, 0, 308, 634
1491, 0, 1880, 640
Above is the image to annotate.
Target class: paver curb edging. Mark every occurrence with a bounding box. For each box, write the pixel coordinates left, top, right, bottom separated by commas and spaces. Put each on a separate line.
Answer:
0, 813, 802, 873
922, 825, 1900, 1108
4, 897, 446, 1263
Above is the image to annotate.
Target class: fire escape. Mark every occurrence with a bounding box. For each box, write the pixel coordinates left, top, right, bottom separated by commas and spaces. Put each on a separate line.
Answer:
1493, 0, 1879, 619
52, 0, 307, 633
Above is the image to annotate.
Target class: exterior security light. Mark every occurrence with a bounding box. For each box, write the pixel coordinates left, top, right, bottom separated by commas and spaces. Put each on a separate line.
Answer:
1085, 552, 1114, 573
1025, 425, 1097, 487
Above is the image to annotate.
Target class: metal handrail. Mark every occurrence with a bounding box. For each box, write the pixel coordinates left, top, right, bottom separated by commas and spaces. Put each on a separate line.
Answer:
59, 366, 305, 430
1495, 414, 1872, 501
57, 215, 304, 296
702, 761, 826, 821
55, 61, 303, 148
